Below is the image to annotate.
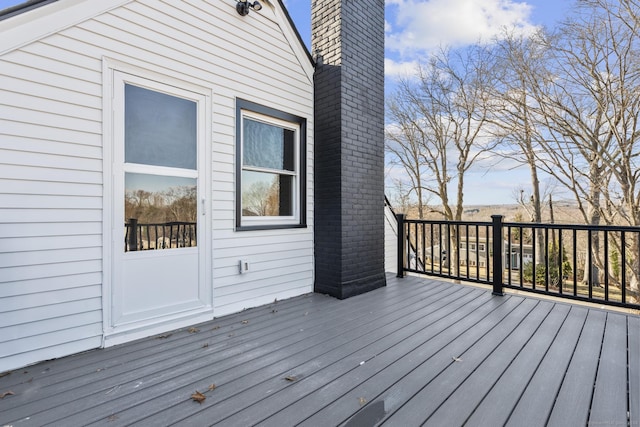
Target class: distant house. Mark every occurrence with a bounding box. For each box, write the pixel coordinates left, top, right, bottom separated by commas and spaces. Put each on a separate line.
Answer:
422, 238, 533, 270
0, 0, 314, 372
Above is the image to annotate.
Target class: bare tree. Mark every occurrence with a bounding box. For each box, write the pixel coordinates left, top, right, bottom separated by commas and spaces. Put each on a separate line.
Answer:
491, 30, 555, 264
520, 1, 640, 298
385, 109, 430, 219
386, 45, 500, 273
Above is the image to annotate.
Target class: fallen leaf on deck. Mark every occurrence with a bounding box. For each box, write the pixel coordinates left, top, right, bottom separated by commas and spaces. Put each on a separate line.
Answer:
191, 391, 206, 404
359, 397, 367, 406
208, 384, 216, 391
228, 333, 235, 337
241, 320, 249, 324
188, 327, 200, 334
452, 356, 463, 362
271, 309, 278, 313
0, 391, 15, 399
284, 376, 297, 382
202, 343, 209, 348
107, 414, 119, 422
156, 334, 172, 339
211, 326, 220, 331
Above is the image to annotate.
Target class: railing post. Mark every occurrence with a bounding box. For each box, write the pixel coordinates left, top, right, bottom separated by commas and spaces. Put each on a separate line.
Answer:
396, 213, 406, 278
128, 218, 138, 252
491, 215, 504, 296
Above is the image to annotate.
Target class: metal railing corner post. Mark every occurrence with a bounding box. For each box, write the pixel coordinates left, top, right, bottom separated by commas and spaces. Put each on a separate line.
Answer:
491, 215, 504, 296
396, 213, 406, 278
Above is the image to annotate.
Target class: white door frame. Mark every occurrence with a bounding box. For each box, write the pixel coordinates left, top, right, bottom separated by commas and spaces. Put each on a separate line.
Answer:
102, 59, 212, 346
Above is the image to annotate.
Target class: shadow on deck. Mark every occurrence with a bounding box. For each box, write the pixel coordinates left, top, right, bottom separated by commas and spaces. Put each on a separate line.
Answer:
1, 274, 638, 426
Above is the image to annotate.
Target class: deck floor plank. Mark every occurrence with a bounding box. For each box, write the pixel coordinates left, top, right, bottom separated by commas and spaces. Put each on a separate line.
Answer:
379, 298, 547, 426
588, 312, 630, 426
57, 278, 452, 426
329, 297, 534, 426
241, 288, 494, 427
2, 295, 341, 424
425, 303, 573, 427
629, 316, 640, 426
292, 291, 512, 427
466, 305, 588, 426
545, 309, 607, 426
0, 274, 636, 427
178, 286, 484, 426
46, 280, 445, 423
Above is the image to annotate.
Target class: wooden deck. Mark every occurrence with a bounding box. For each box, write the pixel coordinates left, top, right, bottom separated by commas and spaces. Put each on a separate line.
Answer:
1, 274, 638, 426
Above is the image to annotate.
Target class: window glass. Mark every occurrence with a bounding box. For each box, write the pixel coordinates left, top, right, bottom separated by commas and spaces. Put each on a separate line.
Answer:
236, 99, 306, 229
241, 170, 293, 217
125, 84, 197, 169
124, 173, 197, 251
243, 118, 295, 171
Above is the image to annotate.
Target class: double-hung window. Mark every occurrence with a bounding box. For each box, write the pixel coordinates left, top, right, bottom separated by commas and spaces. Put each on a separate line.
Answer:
236, 99, 306, 230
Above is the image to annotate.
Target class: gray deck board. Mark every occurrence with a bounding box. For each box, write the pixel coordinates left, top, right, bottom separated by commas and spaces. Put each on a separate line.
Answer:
122, 281, 464, 425
0, 274, 637, 427
425, 303, 572, 427
630, 316, 640, 427
588, 313, 630, 426
379, 298, 544, 426
466, 306, 587, 426
28, 279, 442, 426
545, 309, 607, 426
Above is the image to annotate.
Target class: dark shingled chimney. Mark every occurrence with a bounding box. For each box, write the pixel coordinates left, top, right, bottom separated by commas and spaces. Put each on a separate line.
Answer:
312, 0, 386, 299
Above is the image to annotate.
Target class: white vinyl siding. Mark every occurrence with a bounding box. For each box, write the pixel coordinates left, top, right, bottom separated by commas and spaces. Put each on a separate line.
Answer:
384, 203, 398, 274
0, 0, 313, 371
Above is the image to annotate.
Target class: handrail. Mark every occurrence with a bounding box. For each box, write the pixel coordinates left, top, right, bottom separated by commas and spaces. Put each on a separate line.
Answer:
125, 219, 197, 251
397, 215, 640, 310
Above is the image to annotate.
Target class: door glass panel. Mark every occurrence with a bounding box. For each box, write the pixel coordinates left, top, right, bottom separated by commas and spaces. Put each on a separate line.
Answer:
125, 84, 197, 169
243, 118, 295, 171
124, 173, 197, 251
241, 170, 293, 217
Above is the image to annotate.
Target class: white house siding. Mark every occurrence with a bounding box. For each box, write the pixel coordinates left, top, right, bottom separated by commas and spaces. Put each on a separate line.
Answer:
384, 202, 398, 274
0, 0, 314, 372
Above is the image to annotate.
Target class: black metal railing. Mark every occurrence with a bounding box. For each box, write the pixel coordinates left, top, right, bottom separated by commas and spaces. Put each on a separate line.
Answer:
396, 214, 640, 310
125, 218, 197, 251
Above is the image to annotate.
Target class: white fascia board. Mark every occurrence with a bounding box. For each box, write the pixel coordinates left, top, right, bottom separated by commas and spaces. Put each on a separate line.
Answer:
272, 3, 314, 84
0, 0, 132, 55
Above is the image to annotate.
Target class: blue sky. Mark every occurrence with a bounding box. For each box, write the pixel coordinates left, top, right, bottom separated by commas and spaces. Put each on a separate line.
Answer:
0, 0, 574, 206
284, 0, 573, 206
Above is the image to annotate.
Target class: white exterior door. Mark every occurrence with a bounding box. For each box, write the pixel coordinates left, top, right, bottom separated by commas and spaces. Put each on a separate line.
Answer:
108, 72, 211, 341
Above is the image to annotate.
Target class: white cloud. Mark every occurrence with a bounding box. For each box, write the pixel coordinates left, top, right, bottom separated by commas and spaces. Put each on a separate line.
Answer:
386, 0, 537, 56
385, 58, 421, 79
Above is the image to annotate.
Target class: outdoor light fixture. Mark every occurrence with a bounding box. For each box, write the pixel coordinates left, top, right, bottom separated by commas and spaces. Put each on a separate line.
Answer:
236, 0, 262, 16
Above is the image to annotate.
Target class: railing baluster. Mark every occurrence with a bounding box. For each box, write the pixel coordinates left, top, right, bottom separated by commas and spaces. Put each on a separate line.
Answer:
519, 227, 524, 288
621, 231, 627, 304
544, 227, 549, 292
532, 228, 536, 290
475, 225, 480, 281
558, 229, 564, 295
604, 230, 609, 302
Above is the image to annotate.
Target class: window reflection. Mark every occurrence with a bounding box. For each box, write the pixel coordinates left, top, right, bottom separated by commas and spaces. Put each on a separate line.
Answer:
243, 118, 295, 171
124, 173, 197, 251
125, 84, 197, 170
241, 170, 293, 217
